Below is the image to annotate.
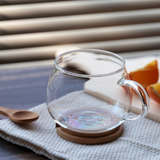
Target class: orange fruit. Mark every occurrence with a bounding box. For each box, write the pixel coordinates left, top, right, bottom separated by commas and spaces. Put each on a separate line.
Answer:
147, 83, 160, 104
129, 60, 159, 89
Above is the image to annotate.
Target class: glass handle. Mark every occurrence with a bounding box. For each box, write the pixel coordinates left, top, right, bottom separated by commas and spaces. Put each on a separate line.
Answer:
117, 78, 149, 120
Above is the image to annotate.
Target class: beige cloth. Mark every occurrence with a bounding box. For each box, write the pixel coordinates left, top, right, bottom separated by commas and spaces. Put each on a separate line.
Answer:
0, 56, 160, 160
1, 92, 160, 160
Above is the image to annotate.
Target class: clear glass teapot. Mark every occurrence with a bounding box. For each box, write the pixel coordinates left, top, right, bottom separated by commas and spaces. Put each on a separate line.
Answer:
46, 49, 149, 133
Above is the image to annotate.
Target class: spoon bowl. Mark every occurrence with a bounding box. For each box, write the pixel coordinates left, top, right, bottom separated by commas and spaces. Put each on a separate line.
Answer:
12, 111, 39, 120
0, 106, 39, 124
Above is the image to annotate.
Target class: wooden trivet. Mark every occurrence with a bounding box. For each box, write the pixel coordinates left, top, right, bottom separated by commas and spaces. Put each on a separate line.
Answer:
56, 124, 124, 144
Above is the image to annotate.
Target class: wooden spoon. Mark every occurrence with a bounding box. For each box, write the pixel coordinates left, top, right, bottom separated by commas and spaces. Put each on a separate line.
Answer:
0, 106, 39, 124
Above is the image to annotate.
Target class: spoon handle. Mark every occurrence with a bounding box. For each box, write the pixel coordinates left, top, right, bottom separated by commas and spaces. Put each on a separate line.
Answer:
0, 106, 12, 117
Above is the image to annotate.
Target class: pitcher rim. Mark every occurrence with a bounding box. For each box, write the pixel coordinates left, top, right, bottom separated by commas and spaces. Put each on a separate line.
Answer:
55, 49, 125, 78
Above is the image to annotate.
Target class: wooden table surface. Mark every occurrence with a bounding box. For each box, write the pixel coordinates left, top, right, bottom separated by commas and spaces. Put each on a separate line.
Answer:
0, 66, 53, 160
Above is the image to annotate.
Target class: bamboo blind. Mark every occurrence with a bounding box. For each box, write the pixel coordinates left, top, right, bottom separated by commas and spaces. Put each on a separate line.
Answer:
0, 0, 160, 64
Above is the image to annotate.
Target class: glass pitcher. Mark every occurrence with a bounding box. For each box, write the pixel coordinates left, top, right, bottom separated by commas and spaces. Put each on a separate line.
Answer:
46, 49, 149, 133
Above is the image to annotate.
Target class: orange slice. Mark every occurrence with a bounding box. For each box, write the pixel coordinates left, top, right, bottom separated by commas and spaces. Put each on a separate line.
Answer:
129, 60, 159, 89
147, 83, 160, 104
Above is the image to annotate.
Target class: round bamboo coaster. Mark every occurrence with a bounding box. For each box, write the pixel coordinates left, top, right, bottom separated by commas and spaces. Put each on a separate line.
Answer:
56, 124, 124, 144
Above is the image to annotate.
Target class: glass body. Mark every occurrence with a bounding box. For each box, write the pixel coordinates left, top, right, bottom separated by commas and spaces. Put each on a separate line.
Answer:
47, 49, 149, 133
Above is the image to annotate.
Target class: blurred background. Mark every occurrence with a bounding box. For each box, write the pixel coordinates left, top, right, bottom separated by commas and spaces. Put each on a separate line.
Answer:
0, 0, 160, 66
0, 0, 160, 108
